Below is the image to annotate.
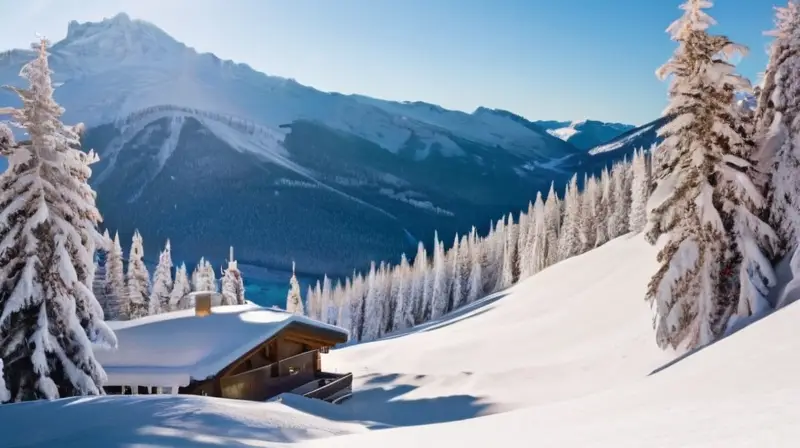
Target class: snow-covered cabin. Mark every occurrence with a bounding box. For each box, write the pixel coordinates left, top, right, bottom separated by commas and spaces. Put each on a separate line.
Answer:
94, 298, 351, 403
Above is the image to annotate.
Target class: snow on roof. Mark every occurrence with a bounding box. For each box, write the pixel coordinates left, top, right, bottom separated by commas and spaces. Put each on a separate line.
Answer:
94, 303, 348, 387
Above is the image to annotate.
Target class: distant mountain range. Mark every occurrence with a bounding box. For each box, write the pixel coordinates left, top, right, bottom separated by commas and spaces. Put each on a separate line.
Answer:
0, 13, 659, 275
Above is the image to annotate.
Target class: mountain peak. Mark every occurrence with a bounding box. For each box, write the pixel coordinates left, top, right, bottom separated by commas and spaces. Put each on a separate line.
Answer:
58, 12, 181, 60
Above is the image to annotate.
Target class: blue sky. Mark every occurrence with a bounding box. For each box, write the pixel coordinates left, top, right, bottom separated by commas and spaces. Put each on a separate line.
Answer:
0, 0, 780, 125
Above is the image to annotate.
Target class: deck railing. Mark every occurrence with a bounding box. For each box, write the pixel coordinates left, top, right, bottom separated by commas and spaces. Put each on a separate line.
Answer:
303, 373, 353, 402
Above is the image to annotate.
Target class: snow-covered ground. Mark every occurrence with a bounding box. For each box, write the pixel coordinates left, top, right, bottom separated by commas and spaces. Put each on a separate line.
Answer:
3, 235, 799, 446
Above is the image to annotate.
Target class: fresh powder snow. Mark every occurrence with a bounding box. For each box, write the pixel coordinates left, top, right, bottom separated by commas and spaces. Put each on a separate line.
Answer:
1, 235, 798, 446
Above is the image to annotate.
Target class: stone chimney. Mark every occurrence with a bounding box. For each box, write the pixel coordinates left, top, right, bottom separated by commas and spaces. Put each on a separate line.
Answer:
195, 293, 212, 317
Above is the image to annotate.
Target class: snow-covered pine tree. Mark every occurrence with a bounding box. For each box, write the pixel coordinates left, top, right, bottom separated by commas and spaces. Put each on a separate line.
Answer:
420, 255, 434, 324
331, 280, 344, 328
544, 183, 561, 266
409, 242, 427, 324
392, 253, 414, 331
220, 248, 246, 306
104, 231, 126, 319
306, 285, 317, 319
449, 234, 465, 308
531, 191, 549, 273
310, 280, 323, 321
426, 234, 445, 319
579, 175, 598, 252
150, 240, 173, 314
430, 237, 450, 319
318, 275, 334, 325
466, 228, 484, 303
515, 208, 531, 279
286, 262, 304, 315
0, 39, 116, 401
349, 272, 366, 341
594, 167, 611, 247
203, 259, 218, 293
338, 276, 353, 331
378, 262, 393, 334
608, 162, 631, 238
558, 174, 582, 260
756, 1, 800, 253
629, 149, 651, 233
362, 262, 383, 341
605, 163, 621, 239
455, 233, 473, 308
126, 231, 151, 319
645, 0, 777, 350
498, 215, 515, 290
168, 263, 191, 310
488, 218, 506, 291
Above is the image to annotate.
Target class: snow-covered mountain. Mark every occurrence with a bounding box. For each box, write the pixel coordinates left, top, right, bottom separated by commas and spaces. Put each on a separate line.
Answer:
535, 119, 636, 150
4, 235, 798, 446
0, 13, 633, 274
0, 14, 583, 273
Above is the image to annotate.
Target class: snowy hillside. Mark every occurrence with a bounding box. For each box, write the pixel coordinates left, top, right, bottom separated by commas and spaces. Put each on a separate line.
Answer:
3, 234, 797, 446
0, 13, 628, 274
538, 119, 635, 150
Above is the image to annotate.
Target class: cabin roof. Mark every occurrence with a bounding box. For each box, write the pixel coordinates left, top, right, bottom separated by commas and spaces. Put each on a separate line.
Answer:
93, 303, 348, 388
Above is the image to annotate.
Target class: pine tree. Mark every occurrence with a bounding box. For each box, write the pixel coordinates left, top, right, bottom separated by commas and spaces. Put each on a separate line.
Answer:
321, 275, 334, 325
608, 162, 631, 238
285, 262, 304, 315
392, 254, 414, 331
331, 280, 344, 328
498, 215, 515, 290
0, 39, 116, 401
378, 262, 393, 333
455, 233, 472, 308
349, 272, 366, 341
757, 1, 800, 252
645, 0, 777, 350
516, 208, 531, 279
544, 183, 561, 266
362, 262, 382, 341
467, 229, 484, 303
531, 192, 549, 273
431, 235, 450, 319
579, 175, 598, 252
594, 168, 611, 247
338, 277, 353, 331
204, 260, 218, 293
410, 243, 428, 323
104, 232, 126, 319
558, 174, 582, 260
629, 149, 650, 232
220, 249, 246, 306
150, 240, 173, 314
126, 231, 151, 319
168, 263, 191, 310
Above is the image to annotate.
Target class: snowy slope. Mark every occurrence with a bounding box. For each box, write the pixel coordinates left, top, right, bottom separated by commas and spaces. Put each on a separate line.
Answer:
2, 235, 799, 446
